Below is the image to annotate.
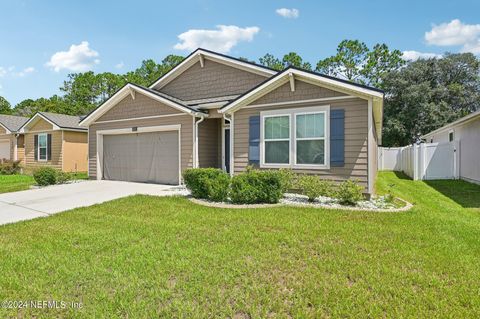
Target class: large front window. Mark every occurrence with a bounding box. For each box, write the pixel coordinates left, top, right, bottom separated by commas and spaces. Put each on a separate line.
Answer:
264, 115, 290, 164
261, 106, 329, 169
38, 134, 48, 161
295, 113, 325, 165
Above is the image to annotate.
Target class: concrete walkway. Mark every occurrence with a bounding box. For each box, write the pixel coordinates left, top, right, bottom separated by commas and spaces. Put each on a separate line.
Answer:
0, 180, 187, 226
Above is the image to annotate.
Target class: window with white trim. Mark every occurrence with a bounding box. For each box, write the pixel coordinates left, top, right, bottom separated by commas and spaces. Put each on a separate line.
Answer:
38, 133, 48, 161
295, 112, 326, 165
263, 115, 290, 164
260, 105, 330, 169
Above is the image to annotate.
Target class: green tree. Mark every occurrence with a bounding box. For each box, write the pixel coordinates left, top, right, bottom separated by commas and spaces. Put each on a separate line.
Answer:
382, 53, 480, 146
0, 96, 12, 114
282, 52, 312, 70
13, 95, 69, 117
316, 40, 404, 88
259, 53, 283, 70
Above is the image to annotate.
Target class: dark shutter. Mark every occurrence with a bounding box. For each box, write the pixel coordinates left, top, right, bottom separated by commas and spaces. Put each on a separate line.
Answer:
248, 116, 260, 166
34, 135, 38, 161
330, 109, 345, 167
47, 134, 52, 161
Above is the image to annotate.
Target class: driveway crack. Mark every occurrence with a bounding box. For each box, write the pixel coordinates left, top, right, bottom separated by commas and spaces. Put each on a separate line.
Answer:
0, 200, 50, 216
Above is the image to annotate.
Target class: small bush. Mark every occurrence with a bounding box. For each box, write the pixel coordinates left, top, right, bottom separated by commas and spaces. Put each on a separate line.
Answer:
336, 179, 364, 205
277, 168, 296, 193
56, 171, 73, 184
33, 167, 58, 186
230, 169, 283, 204
0, 159, 22, 175
183, 168, 230, 202
297, 175, 334, 202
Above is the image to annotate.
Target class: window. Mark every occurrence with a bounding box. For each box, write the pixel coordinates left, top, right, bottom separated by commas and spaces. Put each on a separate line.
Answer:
295, 113, 326, 165
449, 131, 454, 142
38, 133, 48, 161
263, 115, 290, 164
260, 106, 329, 169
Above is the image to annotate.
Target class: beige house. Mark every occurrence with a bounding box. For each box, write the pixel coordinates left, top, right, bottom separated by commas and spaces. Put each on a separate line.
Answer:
0, 115, 29, 162
19, 112, 88, 172
80, 49, 384, 194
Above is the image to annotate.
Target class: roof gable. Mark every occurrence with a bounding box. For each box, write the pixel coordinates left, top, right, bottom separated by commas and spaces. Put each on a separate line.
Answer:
20, 112, 86, 133
159, 58, 268, 101
79, 83, 206, 127
149, 48, 276, 91
0, 115, 29, 133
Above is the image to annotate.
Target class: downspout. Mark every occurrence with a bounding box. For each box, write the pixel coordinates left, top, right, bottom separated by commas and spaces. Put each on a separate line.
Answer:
194, 115, 206, 168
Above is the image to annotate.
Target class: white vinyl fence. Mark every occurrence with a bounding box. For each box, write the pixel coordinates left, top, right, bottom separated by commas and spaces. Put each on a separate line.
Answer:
378, 141, 460, 180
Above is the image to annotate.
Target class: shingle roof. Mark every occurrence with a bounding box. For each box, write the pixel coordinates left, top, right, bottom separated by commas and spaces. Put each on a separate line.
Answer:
38, 112, 87, 131
0, 114, 29, 132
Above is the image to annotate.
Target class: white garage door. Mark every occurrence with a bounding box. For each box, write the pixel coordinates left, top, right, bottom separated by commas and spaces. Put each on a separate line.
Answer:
103, 131, 179, 185
0, 140, 10, 160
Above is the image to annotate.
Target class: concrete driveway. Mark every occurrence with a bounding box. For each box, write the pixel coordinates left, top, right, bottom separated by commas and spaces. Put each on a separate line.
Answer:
0, 180, 187, 226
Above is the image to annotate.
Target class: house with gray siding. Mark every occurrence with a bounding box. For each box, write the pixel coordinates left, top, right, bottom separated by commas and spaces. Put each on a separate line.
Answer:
79, 48, 384, 194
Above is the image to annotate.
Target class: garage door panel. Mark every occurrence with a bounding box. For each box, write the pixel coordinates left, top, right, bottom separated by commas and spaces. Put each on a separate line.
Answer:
103, 131, 179, 184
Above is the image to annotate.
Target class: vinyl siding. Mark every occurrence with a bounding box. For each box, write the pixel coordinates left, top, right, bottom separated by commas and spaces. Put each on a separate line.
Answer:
29, 118, 54, 131
62, 131, 88, 172
198, 118, 220, 168
24, 131, 63, 170
160, 59, 267, 101
17, 135, 25, 164
97, 92, 180, 122
233, 84, 370, 191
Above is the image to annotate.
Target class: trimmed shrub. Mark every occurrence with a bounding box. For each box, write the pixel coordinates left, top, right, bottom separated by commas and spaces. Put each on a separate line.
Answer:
336, 179, 364, 205
0, 159, 22, 175
183, 168, 230, 202
230, 169, 283, 204
277, 168, 296, 193
56, 171, 73, 184
297, 175, 334, 202
33, 167, 58, 186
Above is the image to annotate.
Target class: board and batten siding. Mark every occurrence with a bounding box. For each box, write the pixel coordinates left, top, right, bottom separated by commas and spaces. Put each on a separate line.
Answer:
233, 81, 369, 190
88, 94, 194, 179
159, 59, 267, 101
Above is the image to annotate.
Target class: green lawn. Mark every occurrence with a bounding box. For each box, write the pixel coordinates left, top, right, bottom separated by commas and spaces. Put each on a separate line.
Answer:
0, 175, 35, 194
0, 172, 479, 318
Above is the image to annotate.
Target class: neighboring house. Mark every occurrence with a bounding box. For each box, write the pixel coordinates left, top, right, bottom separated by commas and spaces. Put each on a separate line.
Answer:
0, 115, 29, 162
19, 112, 88, 172
422, 110, 480, 184
80, 48, 384, 194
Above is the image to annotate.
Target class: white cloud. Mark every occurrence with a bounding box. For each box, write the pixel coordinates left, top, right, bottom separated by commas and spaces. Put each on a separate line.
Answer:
276, 8, 299, 19
115, 62, 124, 69
13, 66, 35, 77
46, 41, 100, 72
0, 67, 6, 77
402, 51, 442, 61
174, 25, 260, 53
425, 19, 480, 54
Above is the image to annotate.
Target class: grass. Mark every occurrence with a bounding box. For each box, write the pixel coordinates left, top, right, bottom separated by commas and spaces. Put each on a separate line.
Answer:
0, 172, 479, 318
0, 175, 35, 193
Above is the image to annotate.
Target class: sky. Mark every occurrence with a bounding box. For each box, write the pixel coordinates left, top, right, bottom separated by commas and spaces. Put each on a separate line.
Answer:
1, 0, 480, 106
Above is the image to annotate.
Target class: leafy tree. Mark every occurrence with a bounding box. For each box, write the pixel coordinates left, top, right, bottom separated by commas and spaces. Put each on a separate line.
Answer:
259, 53, 283, 70
282, 52, 312, 70
259, 52, 312, 71
316, 40, 404, 88
382, 53, 480, 146
13, 95, 69, 117
0, 96, 12, 114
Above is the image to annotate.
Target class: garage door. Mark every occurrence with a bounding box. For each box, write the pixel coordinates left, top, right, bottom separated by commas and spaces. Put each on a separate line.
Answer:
0, 140, 10, 160
103, 131, 179, 184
